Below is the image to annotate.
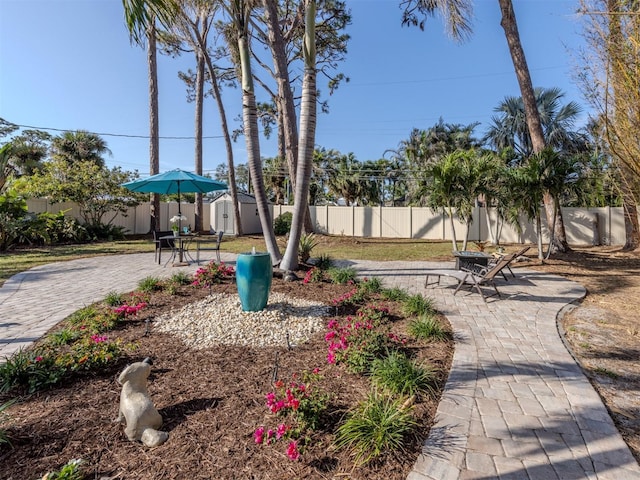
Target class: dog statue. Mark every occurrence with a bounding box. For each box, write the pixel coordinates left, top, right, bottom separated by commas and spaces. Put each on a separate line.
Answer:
116, 358, 168, 447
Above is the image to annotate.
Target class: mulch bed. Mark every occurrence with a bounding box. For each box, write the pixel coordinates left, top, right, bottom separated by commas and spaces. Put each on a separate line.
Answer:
0, 272, 453, 480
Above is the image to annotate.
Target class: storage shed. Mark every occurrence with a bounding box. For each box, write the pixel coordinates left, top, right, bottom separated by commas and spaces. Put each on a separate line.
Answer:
208, 192, 271, 235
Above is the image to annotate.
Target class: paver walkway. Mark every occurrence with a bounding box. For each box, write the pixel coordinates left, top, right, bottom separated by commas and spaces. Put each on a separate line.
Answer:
1, 252, 639, 479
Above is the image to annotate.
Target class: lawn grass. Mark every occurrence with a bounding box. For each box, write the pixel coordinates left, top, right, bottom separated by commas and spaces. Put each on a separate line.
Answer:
0, 234, 469, 288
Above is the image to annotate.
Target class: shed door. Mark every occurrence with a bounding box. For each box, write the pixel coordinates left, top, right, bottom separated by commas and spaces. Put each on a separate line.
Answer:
215, 201, 235, 235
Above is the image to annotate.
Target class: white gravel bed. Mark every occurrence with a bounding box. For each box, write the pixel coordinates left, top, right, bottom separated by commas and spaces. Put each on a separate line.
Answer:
153, 292, 330, 349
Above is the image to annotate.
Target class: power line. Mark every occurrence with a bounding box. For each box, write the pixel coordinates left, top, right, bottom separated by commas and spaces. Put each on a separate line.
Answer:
11, 123, 224, 140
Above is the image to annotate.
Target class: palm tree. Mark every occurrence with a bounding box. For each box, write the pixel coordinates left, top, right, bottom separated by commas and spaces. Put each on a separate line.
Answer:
0, 129, 51, 192
485, 88, 586, 161
167, 0, 212, 232
226, 0, 281, 263
123, 0, 176, 233
421, 151, 465, 251
280, 0, 317, 271
0, 144, 13, 193
50, 131, 111, 166
397, 120, 482, 205
401, 0, 570, 254
485, 87, 589, 253
497, 0, 570, 254
324, 152, 364, 206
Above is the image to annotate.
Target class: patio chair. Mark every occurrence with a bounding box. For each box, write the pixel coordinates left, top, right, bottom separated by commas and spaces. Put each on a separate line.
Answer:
153, 230, 175, 265
489, 245, 531, 279
425, 255, 514, 303
195, 230, 224, 264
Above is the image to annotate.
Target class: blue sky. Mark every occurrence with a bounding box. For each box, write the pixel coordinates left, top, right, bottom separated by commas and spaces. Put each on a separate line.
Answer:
0, 0, 587, 176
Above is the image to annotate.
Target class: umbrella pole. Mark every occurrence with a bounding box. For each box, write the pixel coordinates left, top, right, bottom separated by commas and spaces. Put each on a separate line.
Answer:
177, 182, 182, 232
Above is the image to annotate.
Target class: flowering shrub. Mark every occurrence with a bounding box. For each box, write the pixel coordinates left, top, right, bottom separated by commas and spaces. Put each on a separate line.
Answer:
113, 302, 147, 318
325, 302, 399, 374
192, 261, 235, 288
331, 279, 382, 309
254, 369, 328, 461
355, 303, 390, 326
302, 267, 324, 284
59, 335, 124, 371
332, 287, 359, 307
0, 292, 137, 394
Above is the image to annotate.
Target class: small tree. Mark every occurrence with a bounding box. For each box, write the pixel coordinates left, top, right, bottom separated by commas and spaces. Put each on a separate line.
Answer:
19, 158, 142, 230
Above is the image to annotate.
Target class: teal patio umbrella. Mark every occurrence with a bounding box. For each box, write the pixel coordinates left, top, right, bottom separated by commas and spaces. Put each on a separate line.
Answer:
122, 168, 227, 221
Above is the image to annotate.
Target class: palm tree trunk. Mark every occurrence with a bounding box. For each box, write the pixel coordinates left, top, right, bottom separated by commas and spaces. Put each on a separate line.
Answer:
239, 34, 281, 262
263, 0, 314, 234
147, 20, 160, 233
194, 49, 204, 232
536, 212, 544, 260
463, 220, 470, 251
201, 44, 243, 236
447, 205, 458, 251
498, 0, 569, 253
280, 0, 316, 271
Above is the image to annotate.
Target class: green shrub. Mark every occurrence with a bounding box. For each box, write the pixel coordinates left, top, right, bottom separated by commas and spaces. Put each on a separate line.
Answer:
313, 253, 333, 270
42, 458, 84, 480
371, 350, 436, 397
341, 330, 389, 374
137, 276, 163, 293
401, 294, 436, 317
47, 328, 80, 346
274, 212, 293, 235
0, 349, 64, 394
84, 222, 126, 241
358, 277, 383, 295
66, 306, 101, 327
62, 304, 122, 333
335, 391, 417, 465
169, 271, 192, 286
327, 266, 357, 285
298, 233, 319, 263
0, 398, 17, 447
103, 291, 123, 307
380, 287, 409, 302
0, 191, 29, 251
408, 314, 449, 342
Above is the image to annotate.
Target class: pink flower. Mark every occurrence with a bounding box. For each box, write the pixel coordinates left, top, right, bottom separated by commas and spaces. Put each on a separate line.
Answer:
266, 429, 274, 444
287, 441, 300, 461
254, 427, 264, 444
327, 351, 336, 364
276, 423, 289, 439
35, 356, 43, 362
312, 368, 320, 374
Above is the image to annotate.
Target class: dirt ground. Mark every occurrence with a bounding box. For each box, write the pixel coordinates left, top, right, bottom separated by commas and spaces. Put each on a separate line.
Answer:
0, 272, 453, 480
526, 245, 640, 464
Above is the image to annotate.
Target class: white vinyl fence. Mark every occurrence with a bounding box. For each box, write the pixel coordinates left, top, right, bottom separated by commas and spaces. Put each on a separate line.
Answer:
26, 199, 629, 246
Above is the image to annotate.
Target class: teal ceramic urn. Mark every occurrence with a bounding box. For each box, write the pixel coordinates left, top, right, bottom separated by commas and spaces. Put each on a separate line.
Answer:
235, 252, 272, 311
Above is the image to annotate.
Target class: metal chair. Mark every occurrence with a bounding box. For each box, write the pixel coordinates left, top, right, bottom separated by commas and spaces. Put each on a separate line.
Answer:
195, 230, 224, 264
153, 230, 175, 265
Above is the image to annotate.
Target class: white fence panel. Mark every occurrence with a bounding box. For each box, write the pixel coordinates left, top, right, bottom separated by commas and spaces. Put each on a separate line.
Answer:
325, 206, 354, 236
23, 199, 635, 246
354, 207, 380, 237
411, 208, 444, 240
609, 207, 627, 245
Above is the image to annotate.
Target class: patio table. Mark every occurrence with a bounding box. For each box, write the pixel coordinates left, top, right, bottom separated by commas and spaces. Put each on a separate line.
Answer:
160, 234, 197, 266
453, 251, 493, 272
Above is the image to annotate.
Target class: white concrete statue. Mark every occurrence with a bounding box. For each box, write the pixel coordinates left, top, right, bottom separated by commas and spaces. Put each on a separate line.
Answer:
116, 358, 168, 447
